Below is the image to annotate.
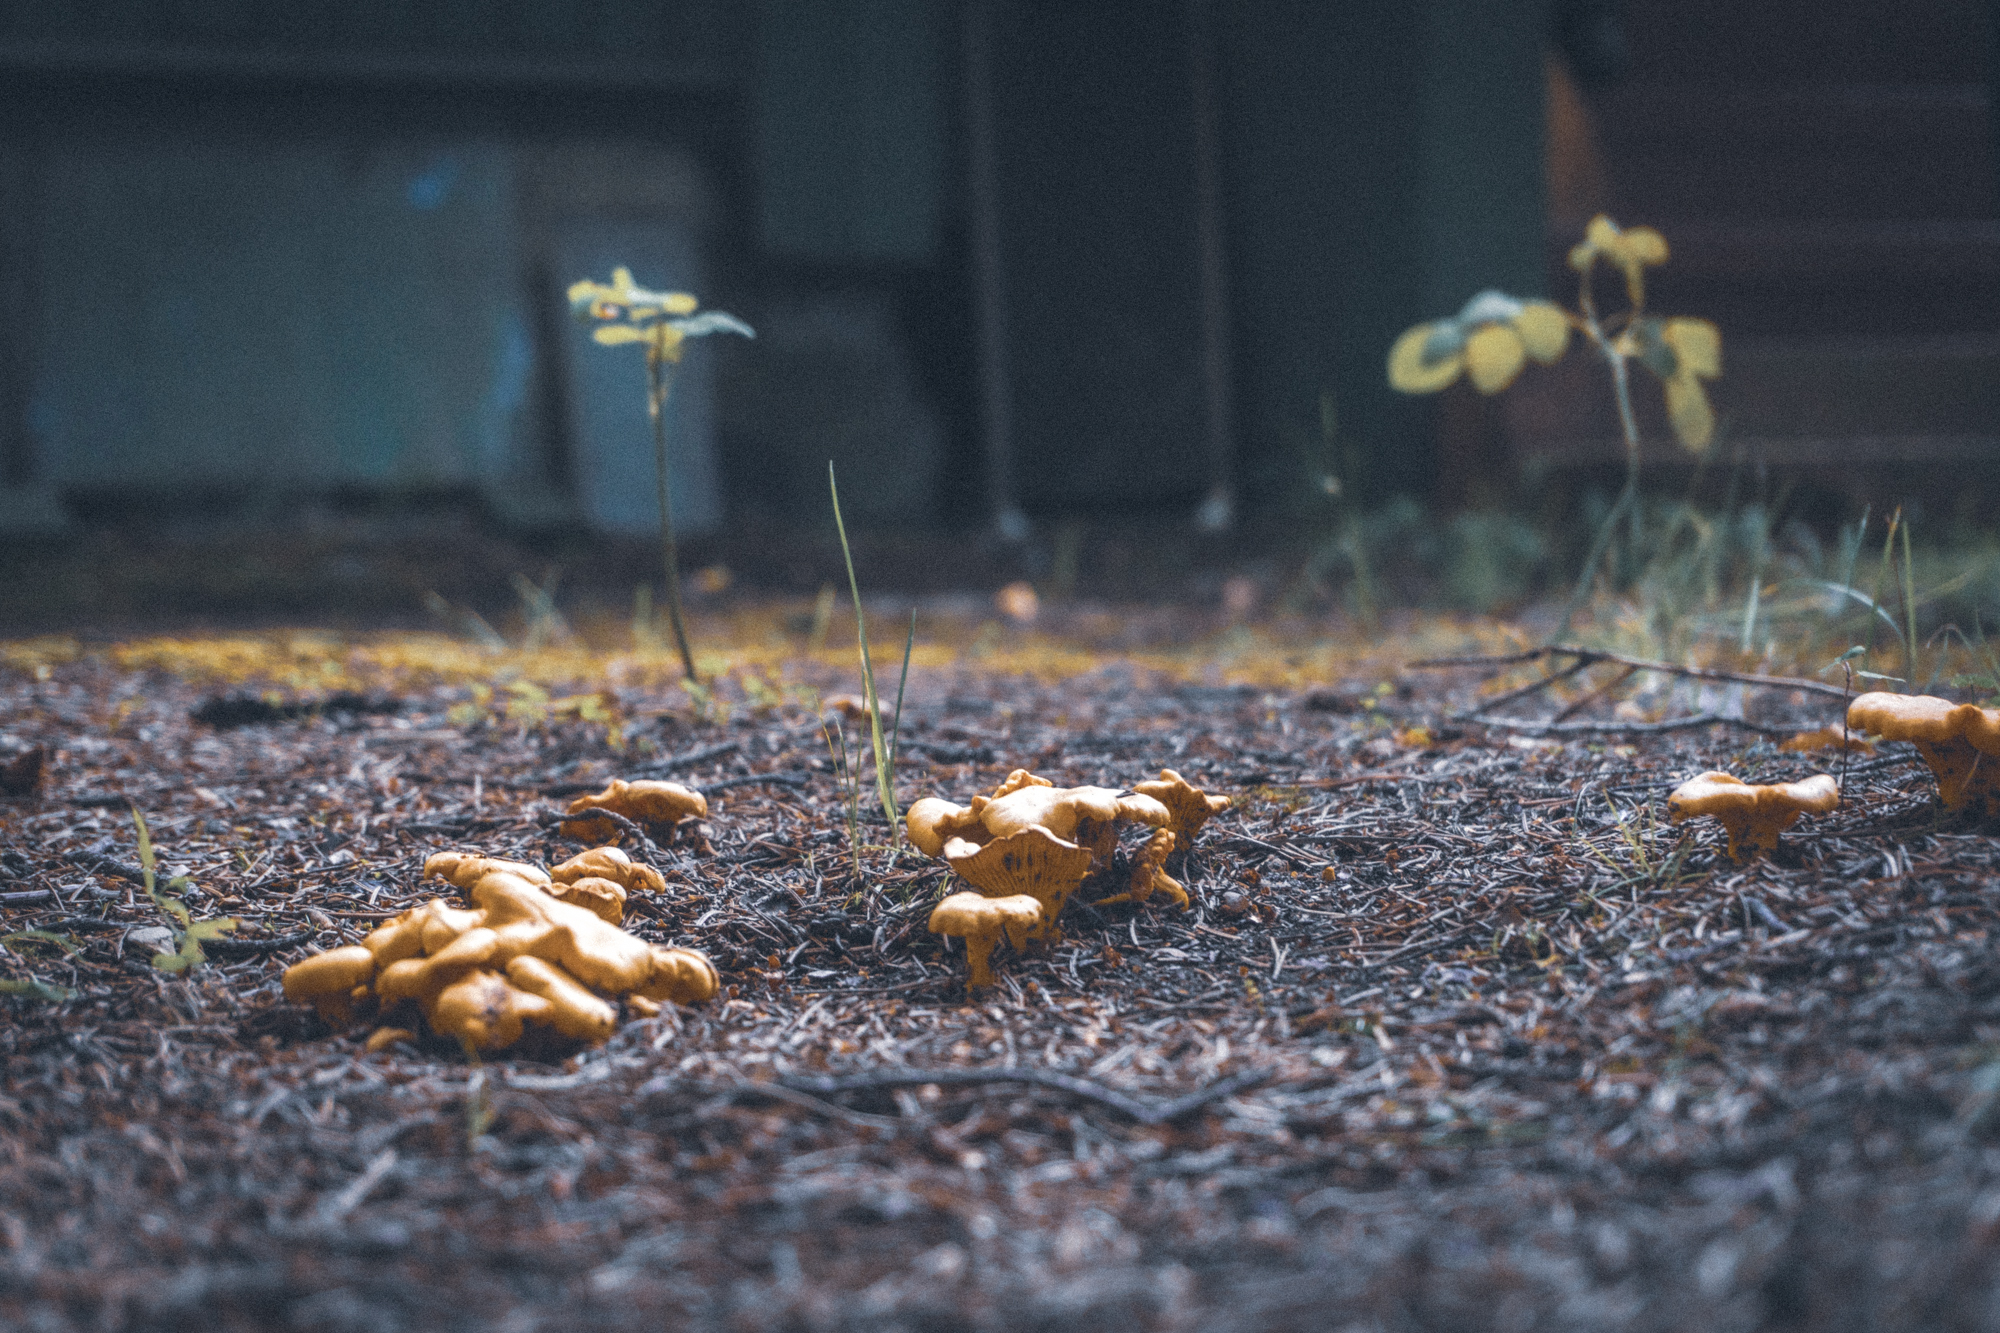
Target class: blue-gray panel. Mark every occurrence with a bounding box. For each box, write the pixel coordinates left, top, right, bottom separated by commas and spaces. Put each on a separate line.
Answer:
553, 222, 722, 536
755, 0, 944, 263
0, 0, 725, 65
30, 135, 532, 491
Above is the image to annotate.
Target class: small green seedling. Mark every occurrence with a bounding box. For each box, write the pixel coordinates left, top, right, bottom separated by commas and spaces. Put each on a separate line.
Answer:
0, 930, 78, 1002
570, 267, 754, 681
133, 808, 236, 974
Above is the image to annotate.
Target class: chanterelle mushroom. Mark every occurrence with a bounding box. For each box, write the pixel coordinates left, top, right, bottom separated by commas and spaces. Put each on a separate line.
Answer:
280, 848, 716, 1053
545, 845, 670, 924
1778, 725, 1875, 756
907, 769, 1168, 867
928, 892, 1042, 988
1132, 770, 1231, 848
560, 778, 707, 840
907, 770, 1191, 984
944, 827, 1096, 937
1093, 829, 1186, 909
1667, 771, 1839, 860
1847, 692, 2000, 819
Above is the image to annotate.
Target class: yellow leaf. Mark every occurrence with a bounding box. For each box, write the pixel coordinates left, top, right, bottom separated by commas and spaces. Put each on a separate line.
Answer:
1622, 226, 1669, 266
1584, 214, 1620, 252
1387, 322, 1462, 393
1663, 317, 1720, 379
592, 325, 648, 345
1514, 302, 1571, 363
1464, 323, 1527, 393
1665, 374, 1715, 451
663, 292, 699, 316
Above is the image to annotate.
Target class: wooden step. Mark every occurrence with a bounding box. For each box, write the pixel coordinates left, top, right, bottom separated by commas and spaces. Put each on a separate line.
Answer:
1505, 333, 2000, 469
1596, 83, 1998, 223
1620, 0, 1993, 85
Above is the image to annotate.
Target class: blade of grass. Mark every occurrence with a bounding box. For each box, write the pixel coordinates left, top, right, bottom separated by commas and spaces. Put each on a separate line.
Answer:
1865, 507, 1903, 680
889, 610, 916, 770
828, 462, 899, 835
1901, 515, 1919, 688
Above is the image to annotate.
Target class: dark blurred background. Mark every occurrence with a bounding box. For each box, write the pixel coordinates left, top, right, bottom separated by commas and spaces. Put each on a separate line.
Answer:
0, 0, 1993, 623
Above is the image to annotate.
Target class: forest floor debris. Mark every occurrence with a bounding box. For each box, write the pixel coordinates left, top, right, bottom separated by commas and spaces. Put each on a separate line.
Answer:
2, 607, 1999, 1331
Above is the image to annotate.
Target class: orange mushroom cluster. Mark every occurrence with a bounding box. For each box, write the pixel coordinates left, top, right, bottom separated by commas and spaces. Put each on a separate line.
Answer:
909, 769, 1229, 986
282, 846, 715, 1052
1848, 692, 2000, 819
1667, 771, 1840, 861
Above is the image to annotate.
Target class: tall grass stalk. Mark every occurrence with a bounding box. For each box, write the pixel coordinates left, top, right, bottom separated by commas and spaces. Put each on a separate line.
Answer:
828, 462, 902, 836
1901, 516, 1920, 688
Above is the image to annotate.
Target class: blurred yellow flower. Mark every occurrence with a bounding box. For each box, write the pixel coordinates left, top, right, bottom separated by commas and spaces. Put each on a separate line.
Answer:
567, 266, 698, 322
568, 267, 753, 365
1568, 214, 1669, 305
1388, 290, 1572, 395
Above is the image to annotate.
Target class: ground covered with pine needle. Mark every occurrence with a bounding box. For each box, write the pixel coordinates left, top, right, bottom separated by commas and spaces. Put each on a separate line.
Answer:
2, 608, 1998, 1332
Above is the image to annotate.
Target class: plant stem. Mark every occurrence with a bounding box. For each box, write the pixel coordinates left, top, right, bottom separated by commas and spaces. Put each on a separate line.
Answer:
648, 357, 699, 681
1549, 314, 1643, 644
1608, 346, 1644, 562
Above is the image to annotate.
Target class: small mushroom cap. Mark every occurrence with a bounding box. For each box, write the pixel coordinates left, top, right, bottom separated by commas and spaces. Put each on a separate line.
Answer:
362, 898, 479, 967
928, 891, 1043, 943
945, 825, 1096, 935
282, 945, 377, 1015
548, 875, 628, 925
908, 771, 1170, 866
374, 926, 501, 1007
561, 779, 708, 836
928, 891, 1042, 987
550, 846, 667, 896
1133, 770, 1231, 846
1779, 725, 1875, 756
636, 946, 721, 1004
972, 780, 1168, 869
424, 852, 551, 892
1848, 692, 2000, 752
1848, 692, 2000, 815
431, 970, 550, 1052
1668, 771, 1839, 859
505, 955, 618, 1043
419, 902, 485, 955
907, 796, 973, 857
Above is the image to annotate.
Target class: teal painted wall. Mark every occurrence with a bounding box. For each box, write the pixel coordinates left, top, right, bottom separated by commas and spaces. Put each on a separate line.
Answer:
753, 0, 947, 263
1221, 0, 1546, 508
30, 134, 532, 493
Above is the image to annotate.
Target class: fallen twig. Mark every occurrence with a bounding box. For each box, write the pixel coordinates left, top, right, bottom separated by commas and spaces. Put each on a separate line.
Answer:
1458, 711, 1792, 738
631, 739, 743, 777
774, 1066, 1273, 1126
704, 772, 811, 793
537, 807, 668, 863
1411, 645, 1848, 700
